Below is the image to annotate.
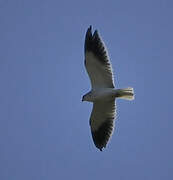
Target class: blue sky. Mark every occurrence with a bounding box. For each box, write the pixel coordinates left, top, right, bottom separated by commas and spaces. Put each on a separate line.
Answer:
0, 0, 173, 179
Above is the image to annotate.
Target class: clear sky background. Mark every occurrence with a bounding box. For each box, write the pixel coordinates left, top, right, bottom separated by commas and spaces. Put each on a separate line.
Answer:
0, 0, 173, 179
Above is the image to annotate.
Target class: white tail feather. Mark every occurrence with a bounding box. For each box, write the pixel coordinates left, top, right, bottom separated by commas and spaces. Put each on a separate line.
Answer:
116, 87, 134, 100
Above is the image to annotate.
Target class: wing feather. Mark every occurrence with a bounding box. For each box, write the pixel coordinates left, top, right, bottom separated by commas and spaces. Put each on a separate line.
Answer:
90, 100, 116, 151
84, 26, 115, 88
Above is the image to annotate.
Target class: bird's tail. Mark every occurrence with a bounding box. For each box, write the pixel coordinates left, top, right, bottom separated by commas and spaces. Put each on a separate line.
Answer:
115, 87, 134, 100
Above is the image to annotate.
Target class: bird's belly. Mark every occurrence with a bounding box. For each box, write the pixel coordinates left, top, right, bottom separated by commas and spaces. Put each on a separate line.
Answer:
93, 88, 115, 101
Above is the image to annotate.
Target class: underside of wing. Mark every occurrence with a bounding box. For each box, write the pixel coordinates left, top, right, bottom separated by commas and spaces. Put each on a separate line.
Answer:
84, 26, 115, 88
90, 100, 116, 151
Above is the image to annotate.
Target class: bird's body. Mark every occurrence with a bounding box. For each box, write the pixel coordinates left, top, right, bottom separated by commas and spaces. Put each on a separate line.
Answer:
83, 26, 134, 151
83, 88, 116, 102
84, 87, 134, 102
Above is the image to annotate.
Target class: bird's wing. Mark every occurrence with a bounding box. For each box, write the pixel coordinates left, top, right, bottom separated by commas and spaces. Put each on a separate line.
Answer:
84, 26, 115, 89
90, 100, 116, 151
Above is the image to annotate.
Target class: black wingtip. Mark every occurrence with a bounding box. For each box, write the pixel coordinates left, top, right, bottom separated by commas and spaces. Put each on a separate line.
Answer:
91, 119, 114, 151
93, 29, 98, 36
86, 25, 92, 36
85, 26, 93, 53
84, 26, 108, 64
86, 25, 92, 35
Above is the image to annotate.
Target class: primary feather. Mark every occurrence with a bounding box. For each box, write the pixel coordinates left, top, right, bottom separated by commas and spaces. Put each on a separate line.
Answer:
84, 26, 115, 89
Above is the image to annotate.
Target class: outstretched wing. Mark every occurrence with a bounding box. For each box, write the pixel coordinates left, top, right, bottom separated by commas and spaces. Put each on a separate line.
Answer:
90, 100, 116, 151
84, 26, 115, 89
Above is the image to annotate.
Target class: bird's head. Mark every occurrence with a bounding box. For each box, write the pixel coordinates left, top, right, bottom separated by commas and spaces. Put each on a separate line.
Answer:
82, 92, 92, 102
82, 95, 87, 102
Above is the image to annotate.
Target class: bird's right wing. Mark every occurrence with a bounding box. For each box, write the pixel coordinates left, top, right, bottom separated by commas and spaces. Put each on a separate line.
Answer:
84, 26, 115, 89
90, 100, 116, 151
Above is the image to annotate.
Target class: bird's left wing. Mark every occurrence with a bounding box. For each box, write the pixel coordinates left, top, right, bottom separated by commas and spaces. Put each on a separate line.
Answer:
84, 26, 115, 89
90, 100, 116, 151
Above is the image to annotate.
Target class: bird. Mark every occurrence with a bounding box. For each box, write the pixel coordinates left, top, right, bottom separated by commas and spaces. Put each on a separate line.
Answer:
82, 26, 135, 151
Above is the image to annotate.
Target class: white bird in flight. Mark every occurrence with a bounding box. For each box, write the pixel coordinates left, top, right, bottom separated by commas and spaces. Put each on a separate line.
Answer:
82, 26, 135, 151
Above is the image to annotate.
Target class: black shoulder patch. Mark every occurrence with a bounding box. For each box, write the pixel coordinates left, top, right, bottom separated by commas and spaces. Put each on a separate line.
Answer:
91, 119, 114, 151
